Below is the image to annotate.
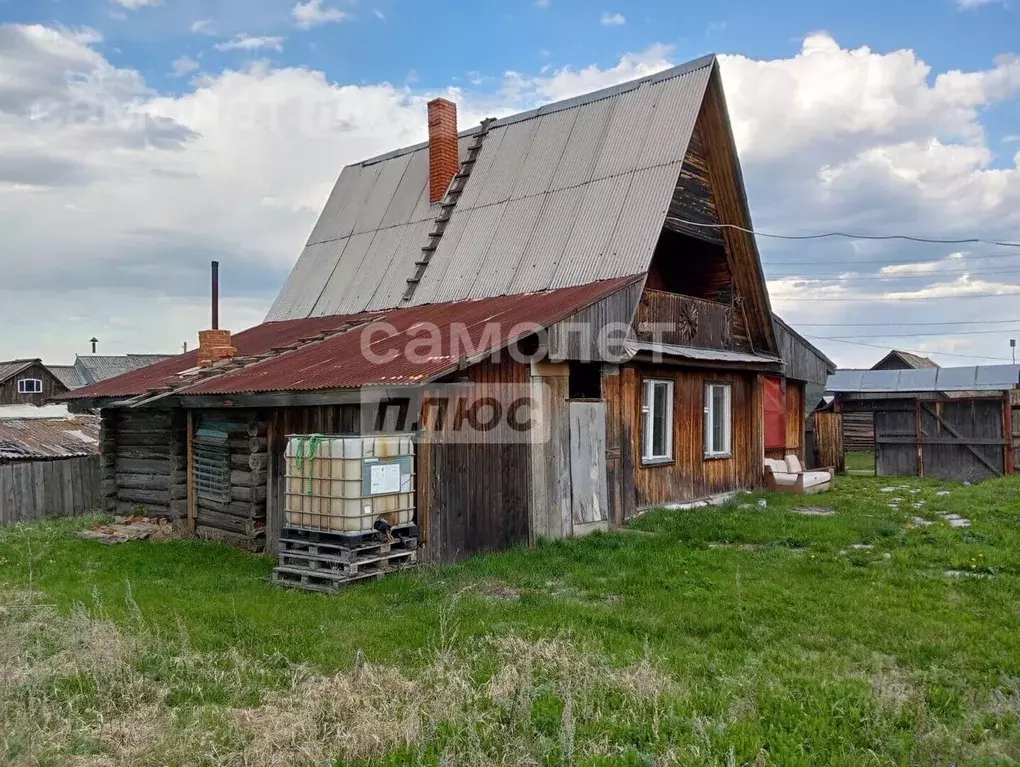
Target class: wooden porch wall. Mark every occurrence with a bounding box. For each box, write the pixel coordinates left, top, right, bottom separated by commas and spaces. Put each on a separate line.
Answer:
786, 382, 804, 460
100, 409, 187, 519
419, 358, 532, 564
605, 364, 761, 510
633, 290, 733, 350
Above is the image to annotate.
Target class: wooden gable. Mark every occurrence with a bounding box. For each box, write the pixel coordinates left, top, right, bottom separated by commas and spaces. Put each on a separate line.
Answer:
647, 62, 778, 357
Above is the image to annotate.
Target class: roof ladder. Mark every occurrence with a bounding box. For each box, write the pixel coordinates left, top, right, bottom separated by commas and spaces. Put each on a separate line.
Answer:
401, 117, 495, 304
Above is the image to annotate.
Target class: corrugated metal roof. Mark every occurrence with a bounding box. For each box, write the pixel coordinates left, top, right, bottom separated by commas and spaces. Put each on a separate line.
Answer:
48, 365, 86, 390
827, 365, 1020, 394
0, 360, 37, 384
0, 414, 100, 460
64, 279, 639, 401
268, 55, 716, 322
75, 355, 175, 385
625, 341, 782, 366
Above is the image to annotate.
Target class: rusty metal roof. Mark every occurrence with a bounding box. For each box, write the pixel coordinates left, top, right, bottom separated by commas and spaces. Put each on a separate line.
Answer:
0, 413, 100, 460
64, 279, 639, 400
266, 56, 716, 322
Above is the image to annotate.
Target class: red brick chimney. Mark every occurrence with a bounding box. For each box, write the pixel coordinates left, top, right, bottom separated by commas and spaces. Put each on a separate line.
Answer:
197, 261, 237, 367
197, 330, 236, 367
427, 98, 459, 204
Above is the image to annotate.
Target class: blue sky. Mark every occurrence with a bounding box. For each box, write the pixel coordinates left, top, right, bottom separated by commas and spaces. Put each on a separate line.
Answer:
0, 0, 1018, 366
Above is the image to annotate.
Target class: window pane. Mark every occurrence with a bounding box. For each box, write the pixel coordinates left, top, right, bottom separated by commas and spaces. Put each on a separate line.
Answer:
652, 383, 667, 456
710, 386, 728, 454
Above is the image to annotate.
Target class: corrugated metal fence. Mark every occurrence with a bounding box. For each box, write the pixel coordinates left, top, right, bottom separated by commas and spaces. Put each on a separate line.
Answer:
0, 456, 101, 525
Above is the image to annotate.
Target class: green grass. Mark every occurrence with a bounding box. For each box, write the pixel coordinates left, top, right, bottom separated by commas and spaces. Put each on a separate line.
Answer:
2, 475, 1020, 765
845, 450, 877, 475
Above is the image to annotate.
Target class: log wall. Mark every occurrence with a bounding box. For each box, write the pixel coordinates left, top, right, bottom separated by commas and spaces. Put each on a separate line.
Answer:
100, 409, 187, 519
191, 410, 269, 551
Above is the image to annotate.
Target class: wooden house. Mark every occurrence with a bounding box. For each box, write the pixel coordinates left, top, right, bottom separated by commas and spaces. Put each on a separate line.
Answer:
0, 360, 69, 406
64, 55, 820, 559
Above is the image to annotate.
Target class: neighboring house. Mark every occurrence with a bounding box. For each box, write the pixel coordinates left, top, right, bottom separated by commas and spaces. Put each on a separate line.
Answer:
0, 360, 69, 406
827, 365, 1020, 481
0, 404, 101, 524
48, 355, 174, 391
840, 349, 939, 452
65, 55, 820, 558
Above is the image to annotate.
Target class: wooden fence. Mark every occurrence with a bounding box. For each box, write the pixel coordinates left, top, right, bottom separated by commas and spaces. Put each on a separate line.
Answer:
812, 411, 845, 473
0, 456, 102, 525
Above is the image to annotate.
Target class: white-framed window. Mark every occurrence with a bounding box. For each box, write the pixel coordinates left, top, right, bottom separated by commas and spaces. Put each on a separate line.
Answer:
18, 378, 43, 395
641, 378, 674, 463
704, 383, 732, 458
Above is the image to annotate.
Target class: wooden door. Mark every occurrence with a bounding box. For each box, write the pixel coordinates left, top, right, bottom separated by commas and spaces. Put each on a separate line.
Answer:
569, 402, 609, 535
811, 412, 844, 473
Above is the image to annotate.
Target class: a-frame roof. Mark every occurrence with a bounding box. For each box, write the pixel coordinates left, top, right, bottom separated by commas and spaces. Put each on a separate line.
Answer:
267, 52, 777, 352
269, 57, 715, 316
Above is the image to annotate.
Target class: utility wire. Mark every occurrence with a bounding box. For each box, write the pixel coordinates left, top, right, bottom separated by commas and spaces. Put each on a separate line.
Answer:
766, 265, 1020, 281
804, 335, 1015, 362
794, 318, 1020, 327
664, 217, 1020, 248
763, 251, 1020, 267
778, 291, 1020, 302
821, 328, 1020, 339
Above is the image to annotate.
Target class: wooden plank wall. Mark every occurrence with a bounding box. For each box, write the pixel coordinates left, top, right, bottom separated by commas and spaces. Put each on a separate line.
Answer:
812, 412, 844, 472
785, 382, 805, 460
264, 404, 361, 554
605, 364, 760, 509
0, 456, 101, 525
843, 412, 876, 452
602, 366, 636, 524
420, 358, 532, 563
0, 361, 68, 406
1012, 390, 1019, 474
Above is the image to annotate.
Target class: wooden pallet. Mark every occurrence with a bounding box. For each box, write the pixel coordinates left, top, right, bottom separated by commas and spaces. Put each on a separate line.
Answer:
272, 556, 417, 593
278, 548, 417, 576
279, 534, 417, 564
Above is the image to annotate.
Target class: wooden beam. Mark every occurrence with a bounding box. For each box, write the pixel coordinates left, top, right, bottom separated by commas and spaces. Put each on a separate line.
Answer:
186, 410, 196, 533
915, 400, 924, 479
1004, 391, 1015, 476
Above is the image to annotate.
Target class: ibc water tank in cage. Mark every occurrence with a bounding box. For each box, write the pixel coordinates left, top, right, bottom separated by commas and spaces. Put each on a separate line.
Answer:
284, 434, 415, 534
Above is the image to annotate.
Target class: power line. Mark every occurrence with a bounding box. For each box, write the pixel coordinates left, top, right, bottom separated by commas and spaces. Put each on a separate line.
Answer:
793, 318, 1020, 327
778, 291, 1020, 302
804, 335, 1015, 362
766, 266, 1020, 281
821, 328, 1020, 339
664, 217, 1020, 248
763, 251, 1020, 267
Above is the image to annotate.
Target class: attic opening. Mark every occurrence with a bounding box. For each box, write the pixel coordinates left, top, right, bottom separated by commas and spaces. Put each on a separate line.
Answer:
645, 229, 732, 304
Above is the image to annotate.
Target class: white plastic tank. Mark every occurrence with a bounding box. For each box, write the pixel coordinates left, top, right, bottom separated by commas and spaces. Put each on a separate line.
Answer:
284, 434, 415, 534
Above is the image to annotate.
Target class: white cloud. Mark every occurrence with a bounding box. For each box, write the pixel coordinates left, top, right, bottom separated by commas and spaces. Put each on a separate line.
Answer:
111, 0, 162, 8
956, 0, 1004, 8
600, 12, 626, 26
535, 0, 550, 7
190, 19, 215, 35
373, 9, 386, 20
170, 56, 199, 77
291, 0, 350, 29
214, 35, 285, 53
1, 23, 1018, 368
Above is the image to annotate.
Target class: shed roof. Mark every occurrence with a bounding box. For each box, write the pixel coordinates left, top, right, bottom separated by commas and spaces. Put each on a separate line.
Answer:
625, 340, 782, 367
62, 278, 638, 401
873, 350, 938, 370
0, 409, 100, 460
75, 355, 176, 385
266, 56, 716, 321
47, 365, 87, 390
827, 365, 1020, 394
0, 359, 39, 384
